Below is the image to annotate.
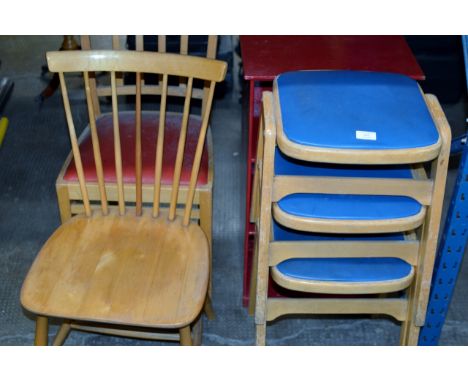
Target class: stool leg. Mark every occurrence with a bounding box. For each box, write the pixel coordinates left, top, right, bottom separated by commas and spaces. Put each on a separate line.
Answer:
34, 316, 48, 346
399, 283, 423, 346
400, 319, 420, 346
256, 323, 266, 346
179, 326, 192, 346
405, 324, 420, 346
399, 320, 409, 345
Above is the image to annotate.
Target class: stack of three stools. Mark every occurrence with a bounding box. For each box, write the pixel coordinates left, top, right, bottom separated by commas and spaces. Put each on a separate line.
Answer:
251, 70, 451, 345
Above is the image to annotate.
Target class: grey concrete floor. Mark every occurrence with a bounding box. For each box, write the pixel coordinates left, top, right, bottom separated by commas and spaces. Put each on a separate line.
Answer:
0, 36, 467, 345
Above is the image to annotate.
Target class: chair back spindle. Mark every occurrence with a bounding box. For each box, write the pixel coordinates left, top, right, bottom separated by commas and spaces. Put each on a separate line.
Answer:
203, 36, 218, 114
158, 36, 167, 53
83, 72, 108, 215
180, 36, 189, 55
110, 71, 126, 215
112, 35, 121, 50
183, 80, 216, 226
135, 72, 143, 216
152, 73, 169, 218
168, 77, 194, 221
135, 36, 144, 51
58, 72, 92, 217
80, 36, 100, 116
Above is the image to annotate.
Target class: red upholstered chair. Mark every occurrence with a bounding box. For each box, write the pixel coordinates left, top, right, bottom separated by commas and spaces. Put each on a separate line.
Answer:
55, 36, 219, 308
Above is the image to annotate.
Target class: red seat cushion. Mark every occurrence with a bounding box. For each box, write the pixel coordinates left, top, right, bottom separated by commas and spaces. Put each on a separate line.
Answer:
63, 111, 209, 186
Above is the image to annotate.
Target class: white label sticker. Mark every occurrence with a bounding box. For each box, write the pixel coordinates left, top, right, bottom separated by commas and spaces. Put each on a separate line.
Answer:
356, 130, 377, 141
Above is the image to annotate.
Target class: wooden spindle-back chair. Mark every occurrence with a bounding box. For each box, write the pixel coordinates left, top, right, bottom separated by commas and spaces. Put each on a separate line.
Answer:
55, 35, 220, 309
21, 50, 227, 345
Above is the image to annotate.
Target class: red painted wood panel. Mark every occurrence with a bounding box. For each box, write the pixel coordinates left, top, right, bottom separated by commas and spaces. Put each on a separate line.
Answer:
240, 35, 424, 81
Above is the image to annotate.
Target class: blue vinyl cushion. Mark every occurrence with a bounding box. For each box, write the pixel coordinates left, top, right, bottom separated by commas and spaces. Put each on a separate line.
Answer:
275, 147, 414, 178
277, 193, 422, 220
276, 257, 412, 283
276, 70, 439, 150
273, 220, 405, 241
275, 148, 422, 220
273, 221, 412, 283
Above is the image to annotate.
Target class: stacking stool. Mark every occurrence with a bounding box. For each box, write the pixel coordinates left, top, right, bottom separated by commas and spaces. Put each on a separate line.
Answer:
251, 70, 451, 345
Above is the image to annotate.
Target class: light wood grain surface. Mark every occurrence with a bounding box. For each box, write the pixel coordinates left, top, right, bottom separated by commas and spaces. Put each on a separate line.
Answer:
47, 50, 227, 82
21, 211, 209, 329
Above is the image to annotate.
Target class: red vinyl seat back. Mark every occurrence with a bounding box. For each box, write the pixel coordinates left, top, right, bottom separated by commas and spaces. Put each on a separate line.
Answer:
63, 111, 209, 186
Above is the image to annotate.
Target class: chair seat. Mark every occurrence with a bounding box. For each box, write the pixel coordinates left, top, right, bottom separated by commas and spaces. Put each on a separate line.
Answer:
277, 193, 422, 220
271, 221, 414, 294
20, 212, 209, 328
63, 111, 209, 186
275, 147, 415, 178
272, 220, 405, 241
275, 70, 440, 151
274, 147, 422, 221
275, 258, 412, 283
271, 257, 414, 294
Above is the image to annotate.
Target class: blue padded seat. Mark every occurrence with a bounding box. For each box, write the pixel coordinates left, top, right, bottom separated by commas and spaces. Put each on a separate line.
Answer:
272, 221, 413, 285
274, 148, 422, 220
276, 257, 412, 283
275, 147, 415, 178
276, 70, 439, 150
277, 194, 421, 220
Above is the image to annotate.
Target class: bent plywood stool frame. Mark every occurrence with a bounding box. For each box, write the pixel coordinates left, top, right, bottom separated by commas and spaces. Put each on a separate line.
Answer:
21, 50, 227, 346
55, 36, 218, 308
252, 91, 451, 346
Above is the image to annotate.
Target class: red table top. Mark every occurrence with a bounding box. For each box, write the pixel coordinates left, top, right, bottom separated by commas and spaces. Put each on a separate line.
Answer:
240, 35, 424, 81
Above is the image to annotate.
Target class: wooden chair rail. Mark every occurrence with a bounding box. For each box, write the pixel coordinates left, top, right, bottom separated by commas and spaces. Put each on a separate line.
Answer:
272, 176, 434, 206
96, 84, 205, 99
271, 267, 414, 295
266, 298, 408, 322
47, 50, 227, 82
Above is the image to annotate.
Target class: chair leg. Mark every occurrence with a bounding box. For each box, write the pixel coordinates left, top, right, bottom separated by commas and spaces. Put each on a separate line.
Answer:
199, 190, 215, 320
179, 326, 192, 346
256, 323, 266, 346
199, 190, 213, 296
34, 316, 48, 346
52, 322, 72, 346
203, 295, 215, 320
56, 184, 72, 223
191, 316, 203, 346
